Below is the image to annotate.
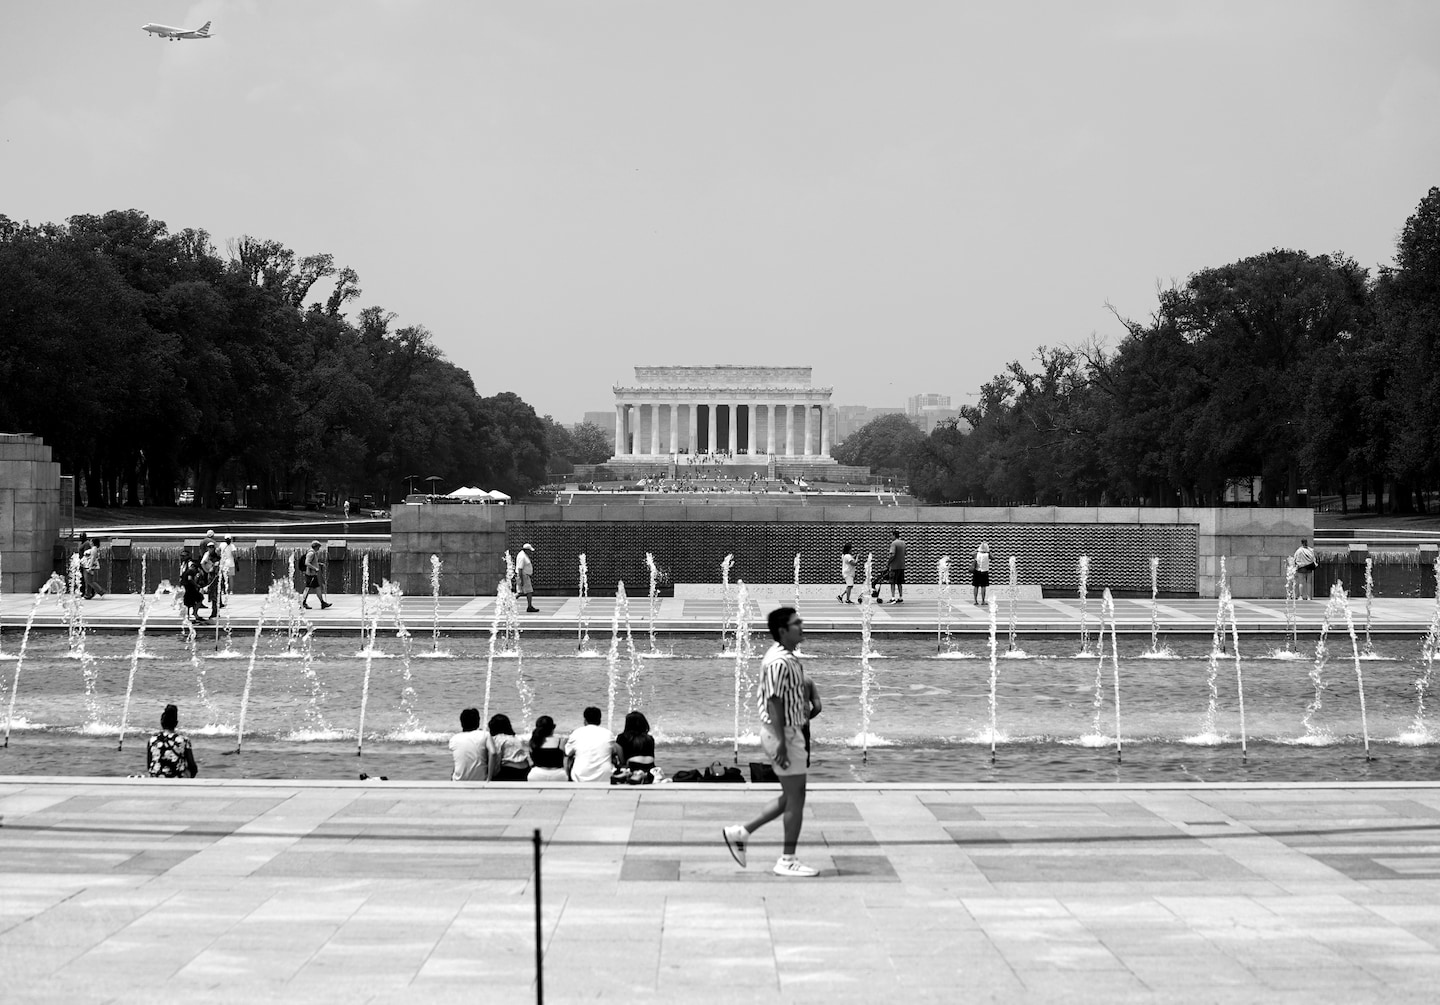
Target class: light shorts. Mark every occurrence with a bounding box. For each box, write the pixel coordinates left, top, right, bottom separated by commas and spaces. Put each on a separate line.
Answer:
760, 723, 808, 777
518, 571, 534, 594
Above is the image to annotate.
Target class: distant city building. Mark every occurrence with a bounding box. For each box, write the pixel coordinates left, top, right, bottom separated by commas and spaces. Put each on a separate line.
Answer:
833, 406, 906, 444
580, 411, 616, 448
911, 406, 961, 435
907, 392, 951, 415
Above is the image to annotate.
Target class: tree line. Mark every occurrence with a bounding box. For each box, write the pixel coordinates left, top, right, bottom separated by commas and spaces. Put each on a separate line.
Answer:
0, 209, 608, 507
841, 188, 1440, 512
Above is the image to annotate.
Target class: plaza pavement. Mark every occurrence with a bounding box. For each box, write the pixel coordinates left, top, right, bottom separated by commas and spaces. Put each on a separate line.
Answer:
4, 779, 1440, 1002
4, 591, 1439, 636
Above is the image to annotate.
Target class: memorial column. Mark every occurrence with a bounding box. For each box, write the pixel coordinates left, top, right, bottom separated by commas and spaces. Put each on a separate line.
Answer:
728, 402, 738, 455
765, 403, 776, 455
614, 404, 625, 456
707, 402, 717, 456
687, 403, 698, 455
785, 405, 795, 457
803, 404, 813, 458
649, 402, 660, 455
820, 404, 832, 457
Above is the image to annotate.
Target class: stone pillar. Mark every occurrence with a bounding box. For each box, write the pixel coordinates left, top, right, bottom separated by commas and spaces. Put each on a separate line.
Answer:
765, 403, 776, 455
707, 402, 717, 455
650, 402, 660, 455
688, 403, 698, 455
666, 404, 677, 454
728, 403, 738, 455
803, 404, 814, 458
785, 405, 795, 457
614, 403, 625, 456
820, 405, 831, 457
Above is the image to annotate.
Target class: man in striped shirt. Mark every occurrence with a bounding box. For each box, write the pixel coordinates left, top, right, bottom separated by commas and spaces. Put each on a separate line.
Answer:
723, 606, 818, 878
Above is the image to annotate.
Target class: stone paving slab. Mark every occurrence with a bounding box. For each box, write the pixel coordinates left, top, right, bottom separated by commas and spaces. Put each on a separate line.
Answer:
4, 592, 1437, 635
4, 779, 1440, 1002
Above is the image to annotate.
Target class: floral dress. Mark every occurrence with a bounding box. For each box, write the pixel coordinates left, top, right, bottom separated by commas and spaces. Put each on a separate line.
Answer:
147, 730, 194, 777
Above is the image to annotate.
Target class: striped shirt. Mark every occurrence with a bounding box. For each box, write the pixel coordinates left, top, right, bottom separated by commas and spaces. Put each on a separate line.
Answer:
758, 643, 808, 728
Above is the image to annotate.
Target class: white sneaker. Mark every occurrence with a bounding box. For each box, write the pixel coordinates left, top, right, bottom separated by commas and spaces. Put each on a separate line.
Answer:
772, 857, 818, 878
723, 825, 748, 868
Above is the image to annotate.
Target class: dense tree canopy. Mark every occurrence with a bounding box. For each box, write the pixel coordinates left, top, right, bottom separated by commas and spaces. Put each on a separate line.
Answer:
833, 413, 926, 478
0, 209, 550, 506
907, 188, 1440, 512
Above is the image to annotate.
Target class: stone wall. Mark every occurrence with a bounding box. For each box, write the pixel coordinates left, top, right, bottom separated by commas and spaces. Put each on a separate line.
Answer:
392, 504, 1313, 598
0, 433, 63, 594
1195, 508, 1314, 599
391, 503, 507, 597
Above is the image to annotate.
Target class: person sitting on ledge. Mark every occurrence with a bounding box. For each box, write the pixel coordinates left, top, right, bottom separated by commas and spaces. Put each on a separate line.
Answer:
527, 715, 569, 782
565, 706, 619, 784
614, 710, 657, 781
147, 703, 198, 778
449, 707, 489, 781
487, 714, 531, 781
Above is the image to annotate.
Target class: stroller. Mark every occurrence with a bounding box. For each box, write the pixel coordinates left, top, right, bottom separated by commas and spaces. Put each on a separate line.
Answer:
866, 562, 891, 604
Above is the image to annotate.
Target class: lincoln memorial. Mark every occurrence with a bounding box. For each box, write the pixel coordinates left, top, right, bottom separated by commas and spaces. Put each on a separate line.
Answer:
610, 365, 836, 463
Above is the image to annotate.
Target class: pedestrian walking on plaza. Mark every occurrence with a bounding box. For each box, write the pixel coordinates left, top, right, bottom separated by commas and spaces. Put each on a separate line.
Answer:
218, 535, 237, 605
1293, 538, 1318, 601
516, 543, 539, 613
887, 529, 907, 604
723, 606, 818, 877
82, 537, 106, 599
147, 703, 199, 778
972, 541, 991, 606
200, 544, 220, 617
837, 543, 856, 604
301, 540, 332, 610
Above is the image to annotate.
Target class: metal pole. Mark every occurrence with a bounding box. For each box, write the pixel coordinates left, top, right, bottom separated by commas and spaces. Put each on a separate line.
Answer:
533, 827, 544, 1005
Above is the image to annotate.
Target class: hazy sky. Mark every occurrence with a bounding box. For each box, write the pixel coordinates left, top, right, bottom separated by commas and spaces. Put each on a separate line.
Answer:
4, 2, 1438, 422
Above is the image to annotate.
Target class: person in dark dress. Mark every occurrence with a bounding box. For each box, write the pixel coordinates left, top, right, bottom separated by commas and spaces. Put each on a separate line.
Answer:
527, 715, 568, 782
614, 710, 657, 782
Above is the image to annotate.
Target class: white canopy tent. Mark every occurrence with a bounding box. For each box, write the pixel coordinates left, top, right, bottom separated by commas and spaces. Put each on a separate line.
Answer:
445, 486, 490, 501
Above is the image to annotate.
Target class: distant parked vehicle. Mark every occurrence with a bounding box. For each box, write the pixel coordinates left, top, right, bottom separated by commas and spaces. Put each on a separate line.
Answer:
177, 489, 195, 504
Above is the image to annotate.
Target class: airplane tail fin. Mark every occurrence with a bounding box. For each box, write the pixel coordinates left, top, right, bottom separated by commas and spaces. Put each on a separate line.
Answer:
198, 20, 211, 35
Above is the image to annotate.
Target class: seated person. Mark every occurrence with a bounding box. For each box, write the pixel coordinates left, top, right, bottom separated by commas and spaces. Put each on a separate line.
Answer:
486, 713, 531, 781
527, 715, 568, 782
449, 707, 489, 781
147, 703, 199, 778
614, 710, 657, 781
565, 706, 619, 784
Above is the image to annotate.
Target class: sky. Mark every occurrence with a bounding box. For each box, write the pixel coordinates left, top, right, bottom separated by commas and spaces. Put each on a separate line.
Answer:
3, 2, 1439, 423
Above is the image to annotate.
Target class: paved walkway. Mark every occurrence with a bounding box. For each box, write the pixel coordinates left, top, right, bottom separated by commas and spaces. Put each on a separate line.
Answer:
5, 592, 1439, 635
4, 779, 1440, 1002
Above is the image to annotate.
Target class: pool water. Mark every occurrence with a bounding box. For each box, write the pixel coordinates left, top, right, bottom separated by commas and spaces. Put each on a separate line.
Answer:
1, 629, 1436, 783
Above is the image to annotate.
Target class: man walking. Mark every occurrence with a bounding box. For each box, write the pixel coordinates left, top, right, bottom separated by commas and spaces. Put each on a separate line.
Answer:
887, 529, 907, 604
82, 537, 106, 599
301, 540, 332, 610
723, 606, 818, 877
516, 543, 539, 613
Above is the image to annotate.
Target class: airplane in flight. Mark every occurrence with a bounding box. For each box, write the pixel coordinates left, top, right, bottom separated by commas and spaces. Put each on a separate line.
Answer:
140, 20, 214, 41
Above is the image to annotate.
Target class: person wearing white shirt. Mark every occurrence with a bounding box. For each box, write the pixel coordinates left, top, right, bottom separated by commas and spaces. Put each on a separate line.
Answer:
564, 707, 619, 784
972, 542, 991, 606
516, 543, 538, 613
219, 535, 238, 586
449, 707, 490, 782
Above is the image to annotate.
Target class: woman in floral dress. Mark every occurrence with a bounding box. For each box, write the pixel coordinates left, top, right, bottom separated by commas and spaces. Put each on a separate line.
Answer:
147, 704, 199, 778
